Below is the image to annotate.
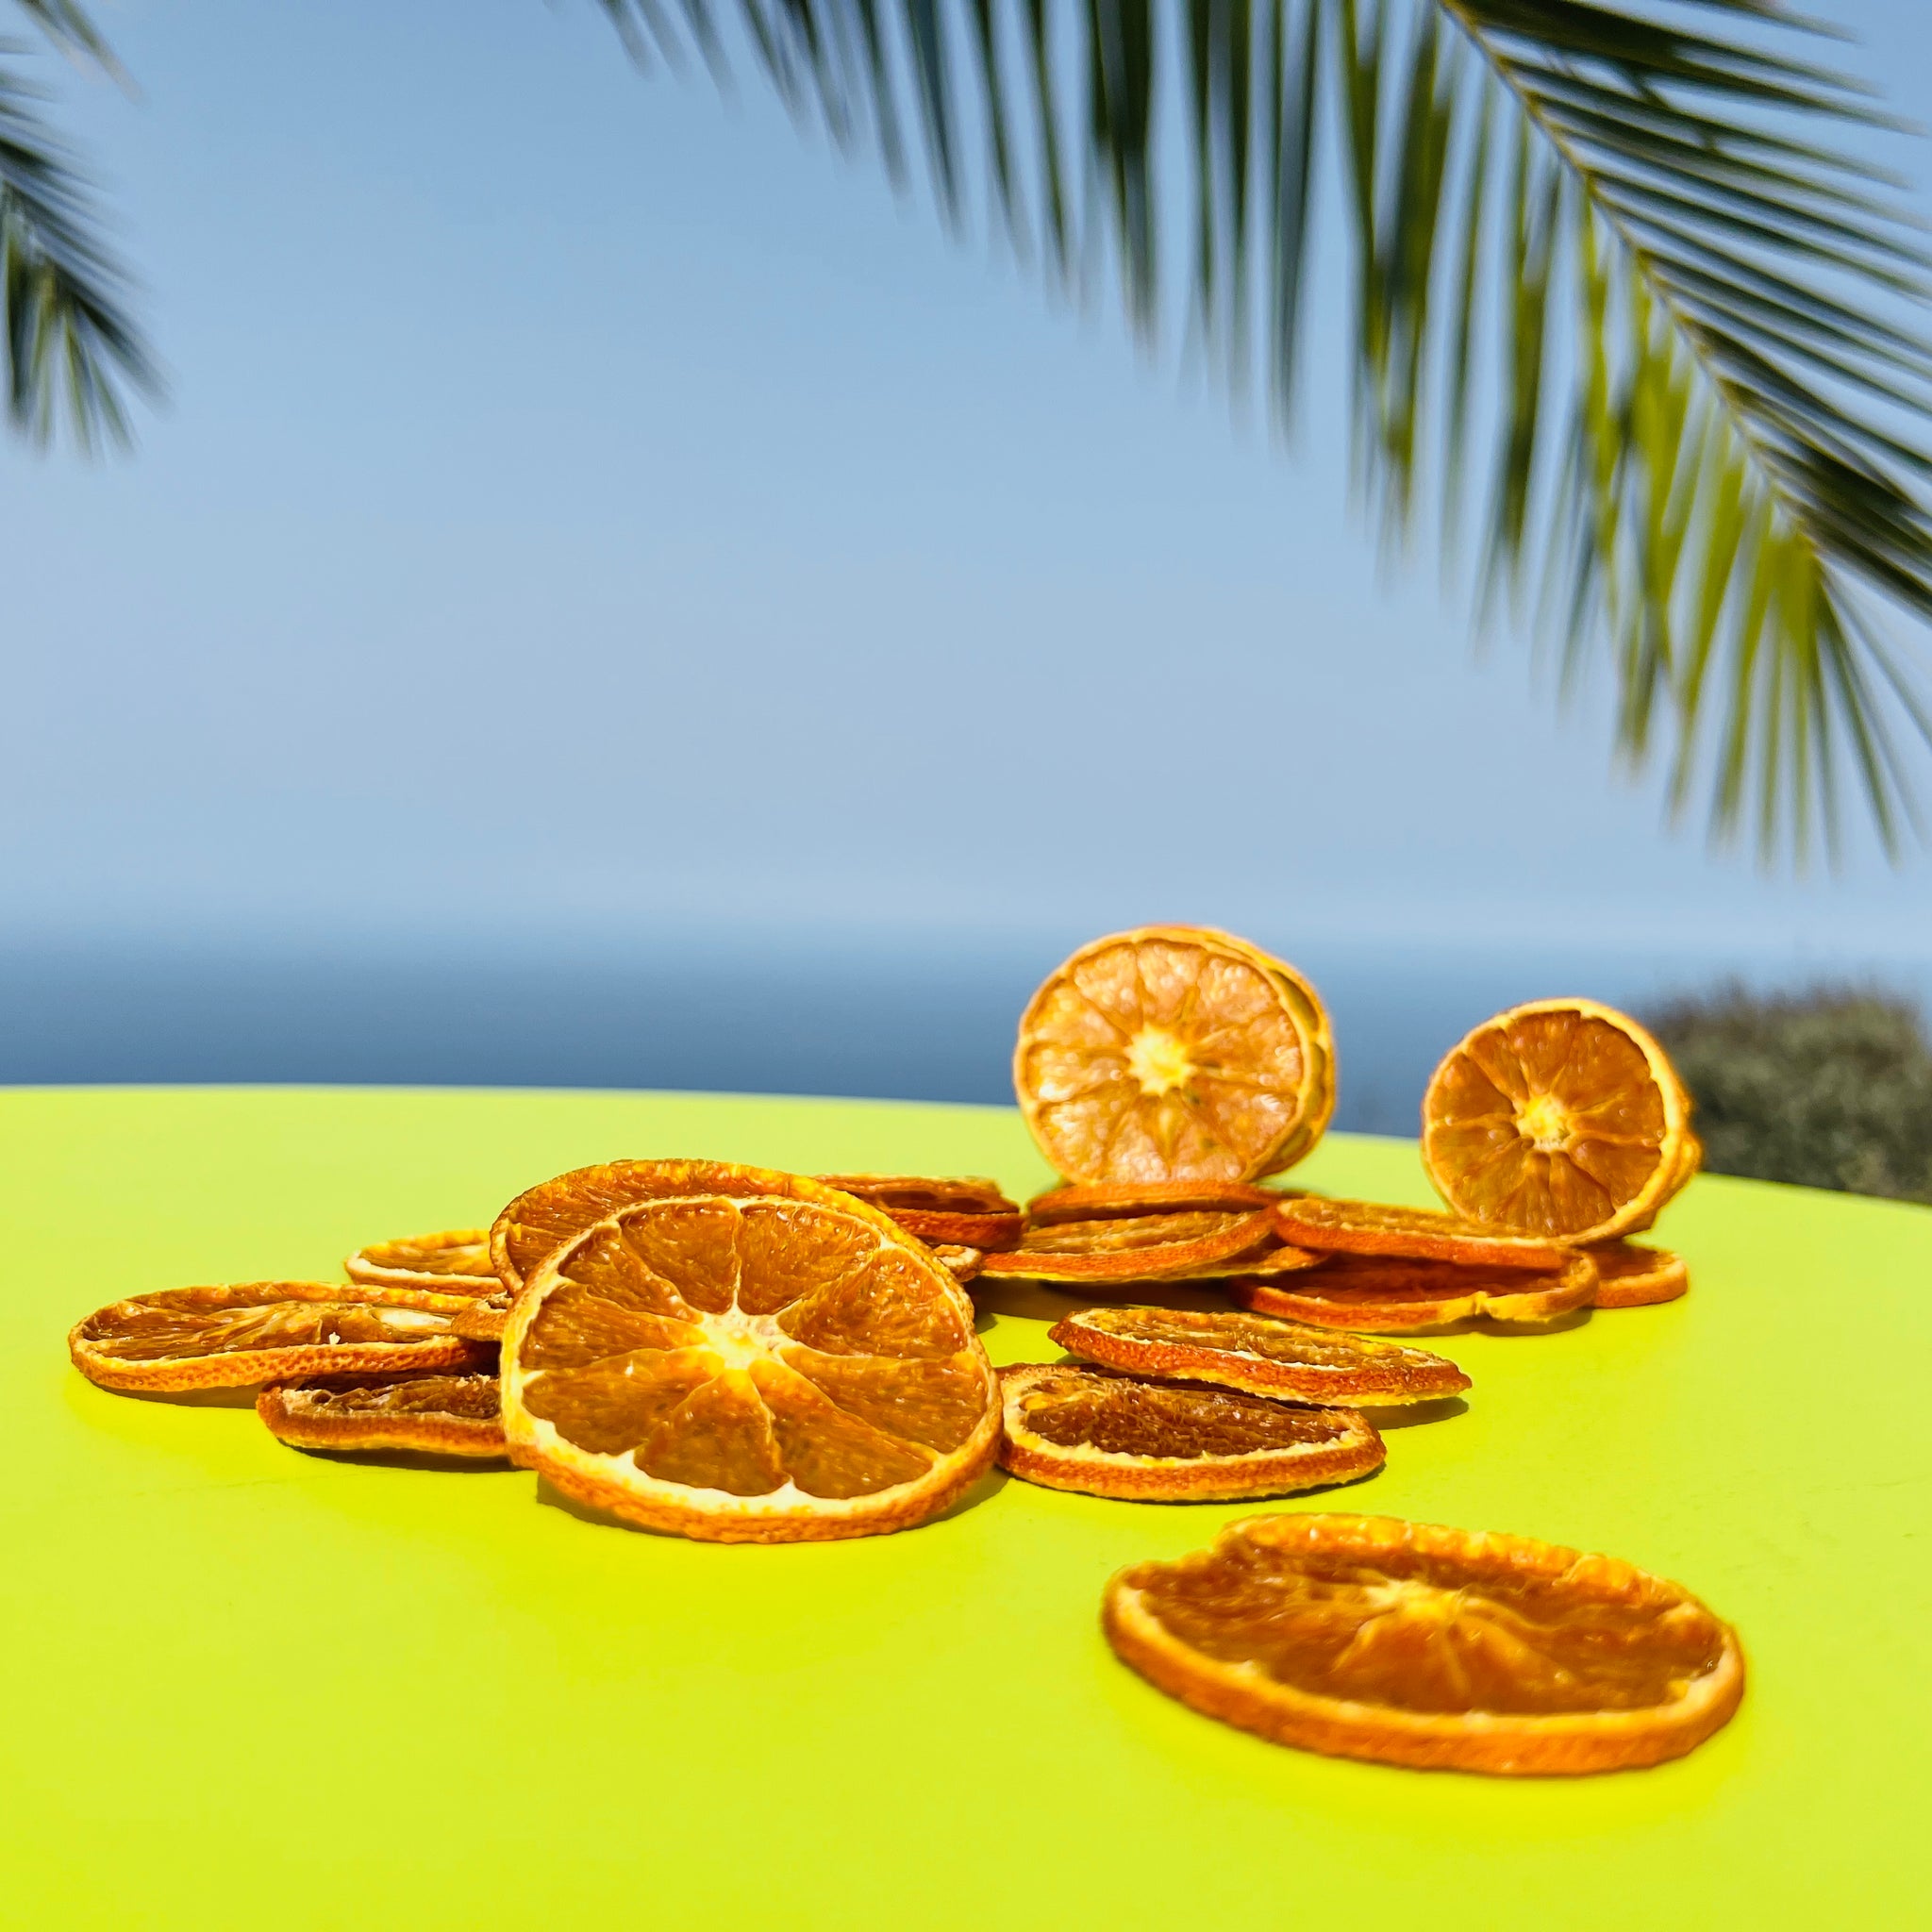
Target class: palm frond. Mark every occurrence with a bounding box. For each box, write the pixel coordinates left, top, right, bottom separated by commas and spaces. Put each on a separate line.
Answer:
594, 0, 1932, 864
2, 12, 156, 453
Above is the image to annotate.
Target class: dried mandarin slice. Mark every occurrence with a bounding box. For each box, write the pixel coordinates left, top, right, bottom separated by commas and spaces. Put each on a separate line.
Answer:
344, 1227, 496, 1293
257, 1372, 507, 1457
1271, 1197, 1569, 1269
977, 1209, 1275, 1282
1235, 1253, 1598, 1332
927, 1244, 985, 1285
69, 1283, 487, 1393
1014, 926, 1333, 1185
816, 1174, 1023, 1251
1105, 1513, 1745, 1774
1048, 1305, 1469, 1406
499, 1165, 999, 1542
1423, 1000, 1695, 1242
450, 1290, 512, 1341
998, 1363, 1383, 1500
1026, 1180, 1284, 1224
1588, 1241, 1690, 1309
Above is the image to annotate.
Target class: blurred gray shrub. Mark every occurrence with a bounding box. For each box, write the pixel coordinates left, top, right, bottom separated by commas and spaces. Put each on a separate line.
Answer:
1647, 987, 1932, 1203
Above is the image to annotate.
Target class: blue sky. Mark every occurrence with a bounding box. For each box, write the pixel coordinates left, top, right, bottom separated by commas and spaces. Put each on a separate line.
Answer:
6, 0, 1932, 989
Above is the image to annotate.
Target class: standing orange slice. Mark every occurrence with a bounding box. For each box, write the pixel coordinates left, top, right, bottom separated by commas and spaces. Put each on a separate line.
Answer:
997, 1364, 1383, 1500
1589, 1242, 1690, 1308
1423, 1000, 1693, 1242
345, 1228, 496, 1292
499, 1164, 999, 1542
978, 1209, 1276, 1283
1104, 1513, 1744, 1774
1235, 1253, 1598, 1332
258, 1373, 507, 1457
69, 1283, 487, 1393
1048, 1306, 1469, 1406
1014, 926, 1333, 1184
1271, 1198, 1569, 1270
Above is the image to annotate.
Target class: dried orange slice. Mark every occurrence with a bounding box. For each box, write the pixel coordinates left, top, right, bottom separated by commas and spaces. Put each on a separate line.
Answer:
977, 1209, 1275, 1282
69, 1283, 486, 1393
1105, 1513, 1744, 1774
258, 1372, 506, 1457
1013, 926, 1334, 1184
344, 1228, 496, 1292
1589, 1242, 1690, 1309
1157, 1238, 1321, 1282
1049, 1306, 1469, 1406
997, 1363, 1383, 1500
1423, 1000, 1694, 1242
499, 1164, 999, 1542
1026, 1180, 1284, 1224
816, 1174, 1023, 1251
450, 1291, 512, 1341
928, 1244, 986, 1285
1235, 1253, 1598, 1332
1271, 1197, 1569, 1269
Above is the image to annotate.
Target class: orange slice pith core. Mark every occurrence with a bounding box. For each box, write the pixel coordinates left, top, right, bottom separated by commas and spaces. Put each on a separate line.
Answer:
1237, 1253, 1598, 1332
1423, 1000, 1692, 1242
998, 1363, 1383, 1500
500, 1169, 1000, 1542
1588, 1241, 1690, 1308
1105, 1513, 1744, 1774
258, 1373, 507, 1457
1014, 926, 1333, 1185
1048, 1306, 1470, 1406
69, 1283, 487, 1392
344, 1228, 496, 1291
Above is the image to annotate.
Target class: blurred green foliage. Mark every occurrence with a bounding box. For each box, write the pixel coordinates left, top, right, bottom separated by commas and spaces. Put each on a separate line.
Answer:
1648, 988, 1932, 1205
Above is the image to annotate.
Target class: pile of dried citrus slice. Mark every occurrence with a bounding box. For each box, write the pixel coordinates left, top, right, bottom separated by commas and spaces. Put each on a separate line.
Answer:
65, 924, 1736, 1774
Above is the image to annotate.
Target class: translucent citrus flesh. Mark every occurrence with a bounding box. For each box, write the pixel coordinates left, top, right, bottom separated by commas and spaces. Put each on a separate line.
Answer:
518, 1198, 990, 1501
1018, 933, 1320, 1183
1134, 1534, 1729, 1716
1426, 1008, 1678, 1236
81, 1291, 458, 1363
287, 1374, 500, 1421
1013, 1368, 1355, 1460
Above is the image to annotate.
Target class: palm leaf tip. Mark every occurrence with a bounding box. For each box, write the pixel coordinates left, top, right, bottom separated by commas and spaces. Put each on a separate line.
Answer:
1, 28, 158, 454
607, 0, 1932, 865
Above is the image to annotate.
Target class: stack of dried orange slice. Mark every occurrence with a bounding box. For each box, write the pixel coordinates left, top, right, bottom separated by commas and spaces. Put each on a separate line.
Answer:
61, 927, 1740, 1775
997, 1302, 1467, 1502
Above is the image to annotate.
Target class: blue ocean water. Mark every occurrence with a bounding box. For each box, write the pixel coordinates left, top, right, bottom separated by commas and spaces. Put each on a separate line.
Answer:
5, 929, 1924, 1135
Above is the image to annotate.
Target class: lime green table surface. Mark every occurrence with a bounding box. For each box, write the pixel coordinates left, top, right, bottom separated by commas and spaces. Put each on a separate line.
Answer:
5, 1086, 1931, 1930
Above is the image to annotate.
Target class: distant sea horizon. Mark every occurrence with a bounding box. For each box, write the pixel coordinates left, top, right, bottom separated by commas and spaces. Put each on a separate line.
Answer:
5, 926, 1925, 1136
